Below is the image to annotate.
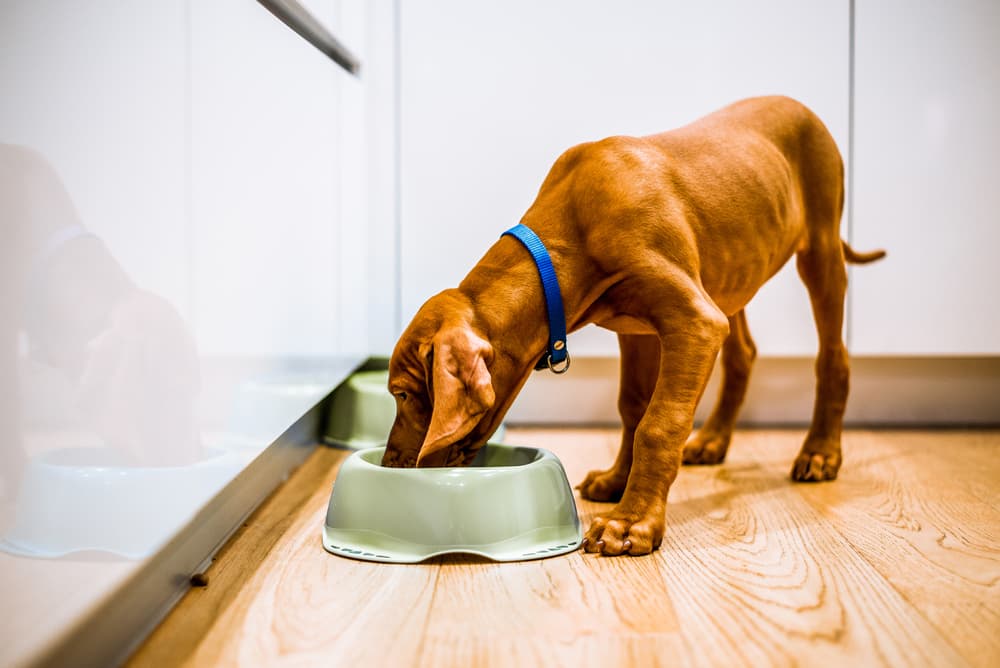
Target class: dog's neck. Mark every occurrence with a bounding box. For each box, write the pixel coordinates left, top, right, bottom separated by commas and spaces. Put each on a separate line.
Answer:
457, 227, 604, 372
458, 253, 548, 370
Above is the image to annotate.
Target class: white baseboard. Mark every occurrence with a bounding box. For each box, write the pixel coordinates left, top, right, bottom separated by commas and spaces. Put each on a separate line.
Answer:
507, 356, 1000, 426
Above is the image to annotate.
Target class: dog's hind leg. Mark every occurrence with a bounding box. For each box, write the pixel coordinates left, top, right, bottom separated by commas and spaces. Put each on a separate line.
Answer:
578, 333, 659, 502
793, 239, 850, 481
683, 309, 756, 465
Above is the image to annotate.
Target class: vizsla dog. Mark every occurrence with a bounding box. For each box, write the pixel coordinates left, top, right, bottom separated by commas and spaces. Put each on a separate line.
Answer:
381, 96, 885, 556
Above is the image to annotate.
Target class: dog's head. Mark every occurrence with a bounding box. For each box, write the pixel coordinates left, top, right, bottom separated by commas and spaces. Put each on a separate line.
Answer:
381, 291, 499, 468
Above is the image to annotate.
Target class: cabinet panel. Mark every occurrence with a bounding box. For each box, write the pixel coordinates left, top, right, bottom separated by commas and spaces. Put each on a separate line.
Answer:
191, 0, 342, 356
0, 1, 190, 315
851, 0, 1000, 354
0, 5, 190, 666
400, 0, 849, 355
0, 2, 369, 665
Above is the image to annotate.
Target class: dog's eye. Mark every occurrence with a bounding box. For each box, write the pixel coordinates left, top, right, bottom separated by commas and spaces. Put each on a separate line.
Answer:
395, 391, 408, 401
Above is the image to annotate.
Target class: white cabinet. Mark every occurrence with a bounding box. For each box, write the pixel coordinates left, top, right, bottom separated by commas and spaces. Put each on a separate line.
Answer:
191, 0, 343, 357
851, 0, 1000, 355
0, 1, 191, 315
0, 3, 372, 665
399, 0, 849, 355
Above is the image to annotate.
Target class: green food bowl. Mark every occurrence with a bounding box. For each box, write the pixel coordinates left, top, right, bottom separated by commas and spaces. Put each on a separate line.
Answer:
324, 370, 505, 449
323, 443, 582, 563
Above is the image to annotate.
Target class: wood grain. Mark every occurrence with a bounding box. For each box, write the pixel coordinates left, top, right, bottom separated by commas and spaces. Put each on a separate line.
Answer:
128, 429, 1000, 667
743, 431, 1000, 667
657, 430, 967, 667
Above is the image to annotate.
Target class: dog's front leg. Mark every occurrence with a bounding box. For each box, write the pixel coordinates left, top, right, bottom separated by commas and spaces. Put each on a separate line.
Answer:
584, 288, 728, 556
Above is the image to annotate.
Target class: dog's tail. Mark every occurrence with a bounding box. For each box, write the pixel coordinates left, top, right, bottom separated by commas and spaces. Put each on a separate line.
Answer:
842, 239, 886, 265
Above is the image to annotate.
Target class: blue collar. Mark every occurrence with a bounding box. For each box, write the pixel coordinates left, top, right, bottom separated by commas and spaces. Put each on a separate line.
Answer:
501, 223, 571, 374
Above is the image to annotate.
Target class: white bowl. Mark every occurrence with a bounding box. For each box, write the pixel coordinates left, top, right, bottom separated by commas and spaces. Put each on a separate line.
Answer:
324, 370, 505, 449
0, 446, 252, 559
323, 443, 582, 563
230, 372, 334, 440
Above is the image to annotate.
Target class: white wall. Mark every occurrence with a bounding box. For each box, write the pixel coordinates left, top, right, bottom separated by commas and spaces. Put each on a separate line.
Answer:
191, 0, 343, 357
397, 0, 850, 356
393, 1, 999, 425
851, 0, 1000, 355
362, 0, 401, 355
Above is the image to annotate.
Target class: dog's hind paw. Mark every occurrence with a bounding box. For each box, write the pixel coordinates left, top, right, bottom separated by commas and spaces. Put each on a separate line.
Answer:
577, 468, 628, 502
791, 450, 841, 482
683, 429, 731, 465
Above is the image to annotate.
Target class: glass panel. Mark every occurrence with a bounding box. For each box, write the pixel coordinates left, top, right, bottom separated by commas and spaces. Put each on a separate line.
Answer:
0, 1, 364, 664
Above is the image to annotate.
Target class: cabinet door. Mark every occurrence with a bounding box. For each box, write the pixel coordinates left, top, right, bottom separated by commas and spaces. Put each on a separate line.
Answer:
0, 2, 190, 314
191, 0, 344, 357
399, 0, 849, 355
0, 5, 190, 666
851, 0, 1000, 355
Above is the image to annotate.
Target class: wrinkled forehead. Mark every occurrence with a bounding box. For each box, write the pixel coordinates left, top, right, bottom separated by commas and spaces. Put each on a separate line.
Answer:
387, 338, 431, 392
387, 290, 474, 389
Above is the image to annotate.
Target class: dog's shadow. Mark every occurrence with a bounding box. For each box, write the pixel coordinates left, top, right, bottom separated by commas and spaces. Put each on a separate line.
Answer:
576, 452, 896, 533
371, 453, 900, 566
654, 449, 899, 533
661, 462, 785, 528
420, 465, 783, 566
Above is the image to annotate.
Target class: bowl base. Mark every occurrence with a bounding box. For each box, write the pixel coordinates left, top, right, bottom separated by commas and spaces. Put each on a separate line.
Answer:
323, 525, 582, 563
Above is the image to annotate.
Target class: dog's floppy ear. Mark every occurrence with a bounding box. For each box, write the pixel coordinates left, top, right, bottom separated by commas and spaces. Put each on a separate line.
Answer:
416, 329, 495, 467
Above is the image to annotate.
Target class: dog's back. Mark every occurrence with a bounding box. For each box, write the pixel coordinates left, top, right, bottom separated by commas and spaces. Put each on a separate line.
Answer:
536, 96, 843, 316
650, 94, 845, 236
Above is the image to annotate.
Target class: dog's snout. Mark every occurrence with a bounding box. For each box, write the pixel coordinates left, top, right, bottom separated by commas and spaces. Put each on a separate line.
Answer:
381, 445, 417, 468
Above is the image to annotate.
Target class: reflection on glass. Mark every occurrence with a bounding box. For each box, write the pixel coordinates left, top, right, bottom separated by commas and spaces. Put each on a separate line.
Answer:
0, 144, 240, 559
0, 2, 365, 662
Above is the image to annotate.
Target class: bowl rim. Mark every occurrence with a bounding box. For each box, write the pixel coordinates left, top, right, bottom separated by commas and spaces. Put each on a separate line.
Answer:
351, 443, 548, 472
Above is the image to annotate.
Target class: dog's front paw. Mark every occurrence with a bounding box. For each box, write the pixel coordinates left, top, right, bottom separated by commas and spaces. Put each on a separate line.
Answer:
582, 509, 664, 556
683, 428, 732, 465
576, 467, 628, 502
791, 441, 841, 482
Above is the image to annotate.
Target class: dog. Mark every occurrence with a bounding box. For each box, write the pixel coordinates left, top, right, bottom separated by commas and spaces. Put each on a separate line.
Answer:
381, 96, 885, 557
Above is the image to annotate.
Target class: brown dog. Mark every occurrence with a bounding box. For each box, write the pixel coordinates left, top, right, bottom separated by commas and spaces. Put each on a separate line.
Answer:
381, 96, 885, 556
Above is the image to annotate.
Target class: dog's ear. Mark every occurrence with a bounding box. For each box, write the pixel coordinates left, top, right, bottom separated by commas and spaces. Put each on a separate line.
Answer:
416, 329, 495, 466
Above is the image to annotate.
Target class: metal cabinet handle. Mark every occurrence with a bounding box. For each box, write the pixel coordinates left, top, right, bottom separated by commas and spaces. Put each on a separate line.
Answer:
258, 0, 361, 76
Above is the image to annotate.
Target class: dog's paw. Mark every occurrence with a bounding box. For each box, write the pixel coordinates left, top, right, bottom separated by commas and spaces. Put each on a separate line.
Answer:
576, 468, 628, 502
683, 429, 731, 465
791, 449, 841, 482
582, 509, 664, 556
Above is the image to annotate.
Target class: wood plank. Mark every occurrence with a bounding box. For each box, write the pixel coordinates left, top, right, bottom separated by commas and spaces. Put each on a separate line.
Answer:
127, 445, 348, 667
743, 430, 1000, 667
127, 429, 1000, 667
536, 429, 969, 668
416, 550, 685, 668
131, 445, 443, 667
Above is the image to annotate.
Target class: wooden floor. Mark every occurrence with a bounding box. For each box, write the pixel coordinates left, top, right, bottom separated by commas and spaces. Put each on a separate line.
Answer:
128, 429, 1000, 668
